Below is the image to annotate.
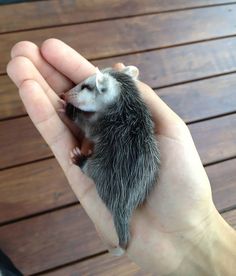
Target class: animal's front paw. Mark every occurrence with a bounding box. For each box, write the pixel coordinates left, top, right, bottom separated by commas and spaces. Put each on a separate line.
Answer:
57, 98, 66, 113
70, 146, 88, 168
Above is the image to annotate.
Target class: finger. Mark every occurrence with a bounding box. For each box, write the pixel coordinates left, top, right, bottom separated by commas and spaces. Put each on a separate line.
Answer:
113, 63, 125, 70
41, 38, 96, 83
7, 56, 60, 108
11, 41, 73, 94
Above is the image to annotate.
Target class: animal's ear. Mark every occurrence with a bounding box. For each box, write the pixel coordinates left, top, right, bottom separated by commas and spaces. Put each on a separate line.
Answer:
122, 66, 139, 80
95, 68, 107, 93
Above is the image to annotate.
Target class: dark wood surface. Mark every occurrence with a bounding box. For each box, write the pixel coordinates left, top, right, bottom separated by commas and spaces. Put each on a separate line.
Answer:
0, 1, 235, 275
1, 114, 235, 169
43, 209, 236, 276
0, 206, 105, 275
1, 5, 236, 73
1, 0, 235, 33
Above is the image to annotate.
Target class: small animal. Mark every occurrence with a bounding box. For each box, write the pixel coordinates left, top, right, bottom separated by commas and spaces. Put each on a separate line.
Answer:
63, 66, 160, 251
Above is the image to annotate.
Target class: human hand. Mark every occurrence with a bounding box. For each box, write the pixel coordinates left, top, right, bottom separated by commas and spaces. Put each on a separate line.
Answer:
7, 39, 224, 275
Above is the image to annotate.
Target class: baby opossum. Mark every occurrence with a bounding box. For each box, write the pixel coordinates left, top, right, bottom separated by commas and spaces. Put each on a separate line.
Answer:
63, 66, 160, 250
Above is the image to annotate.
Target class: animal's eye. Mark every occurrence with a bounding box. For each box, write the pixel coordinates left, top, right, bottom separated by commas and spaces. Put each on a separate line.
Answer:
81, 84, 92, 91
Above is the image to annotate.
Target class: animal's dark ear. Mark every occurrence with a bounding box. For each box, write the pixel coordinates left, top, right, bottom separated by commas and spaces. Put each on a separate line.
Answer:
122, 66, 139, 80
96, 68, 108, 93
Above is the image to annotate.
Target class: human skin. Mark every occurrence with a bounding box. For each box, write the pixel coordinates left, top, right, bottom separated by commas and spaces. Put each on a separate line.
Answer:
7, 39, 236, 275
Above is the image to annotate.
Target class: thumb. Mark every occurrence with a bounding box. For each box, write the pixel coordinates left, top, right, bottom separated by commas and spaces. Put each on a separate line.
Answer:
137, 81, 183, 135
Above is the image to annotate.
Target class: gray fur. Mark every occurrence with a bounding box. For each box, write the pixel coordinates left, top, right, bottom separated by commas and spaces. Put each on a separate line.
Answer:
65, 68, 160, 249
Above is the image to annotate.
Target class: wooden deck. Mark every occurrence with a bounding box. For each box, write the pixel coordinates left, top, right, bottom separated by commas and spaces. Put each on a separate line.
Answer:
0, 0, 236, 275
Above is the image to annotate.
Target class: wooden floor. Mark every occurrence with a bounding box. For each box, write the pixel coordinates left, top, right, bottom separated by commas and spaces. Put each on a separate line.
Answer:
0, 0, 236, 275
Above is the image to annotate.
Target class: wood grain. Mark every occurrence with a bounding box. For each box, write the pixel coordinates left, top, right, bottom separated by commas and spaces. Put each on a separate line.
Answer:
222, 208, 236, 228
43, 253, 148, 276
1, 113, 236, 169
1, 0, 235, 33
157, 74, 236, 123
0, 204, 234, 276
0, 116, 51, 169
0, 205, 104, 275
1, 5, 236, 73
0, 1, 235, 275
189, 114, 236, 164
94, 37, 236, 88
207, 158, 236, 211
0, 157, 235, 225
2, 72, 236, 122
0, 75, 24, 120
0, 158, 77, 224
2, 40, 236, 120
36, 209, 236, 276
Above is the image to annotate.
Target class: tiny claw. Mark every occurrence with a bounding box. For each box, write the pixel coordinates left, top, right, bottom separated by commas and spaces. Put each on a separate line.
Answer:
58, 108, 65, 113
75, 147, 81, 155
58, 98, 66, 107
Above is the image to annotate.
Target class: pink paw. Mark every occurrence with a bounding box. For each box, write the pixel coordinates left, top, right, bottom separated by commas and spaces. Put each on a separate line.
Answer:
58, 98, 66, 113
70, 146, 81, 164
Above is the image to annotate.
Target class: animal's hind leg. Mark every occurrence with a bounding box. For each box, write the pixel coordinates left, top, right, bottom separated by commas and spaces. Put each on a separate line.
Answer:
70, 147, 88, 169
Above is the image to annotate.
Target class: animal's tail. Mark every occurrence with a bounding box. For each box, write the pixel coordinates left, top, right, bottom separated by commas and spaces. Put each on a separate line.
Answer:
113, 211, 130, 250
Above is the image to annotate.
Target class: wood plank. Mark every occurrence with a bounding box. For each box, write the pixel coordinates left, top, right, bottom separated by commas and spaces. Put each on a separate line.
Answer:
222, 208, 236, 228
157, 74, 236, 123
1, 0, 235, 33
0, 116, 51, 169
40, 209, 236, 276
206, 158, 236, 211
0, 75, 25, 120
189, 114, 236, 164
0, 158, 77, 224
0, 158, 234, 225
0, 156, 235, 225
43, 253, 148, 276
1, 5, 236, 73
0, 74, 236, 123
0, 154, 234, 226
0, 204, 235, 276
2, 38, 236, 120
0, 206, 105, 275
2, 72, 236, 122
1, 114, 236, 169
94, 37, 236, 88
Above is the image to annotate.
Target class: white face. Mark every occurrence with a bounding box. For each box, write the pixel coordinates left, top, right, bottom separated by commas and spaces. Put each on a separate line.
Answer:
65, 74, 98, 111
64, 66, 139, 112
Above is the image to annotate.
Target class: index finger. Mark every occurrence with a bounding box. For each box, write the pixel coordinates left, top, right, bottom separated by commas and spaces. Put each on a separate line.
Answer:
41, 39, 96, 84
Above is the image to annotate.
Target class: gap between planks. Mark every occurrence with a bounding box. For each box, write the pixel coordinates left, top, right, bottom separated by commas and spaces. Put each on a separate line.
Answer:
1, 69, 236, 123
31, 251, 108, 276
1, 155, 236, 228
31, 206, 236, 276
1, 34, 236, 77
1, 1, 236, 35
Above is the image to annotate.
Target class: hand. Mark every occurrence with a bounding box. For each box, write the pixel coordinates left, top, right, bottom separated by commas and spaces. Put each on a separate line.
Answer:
7, 39, 230, 275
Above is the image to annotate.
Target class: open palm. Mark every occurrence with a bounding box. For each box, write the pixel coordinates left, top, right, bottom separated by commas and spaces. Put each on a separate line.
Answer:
7, 39, 216, 275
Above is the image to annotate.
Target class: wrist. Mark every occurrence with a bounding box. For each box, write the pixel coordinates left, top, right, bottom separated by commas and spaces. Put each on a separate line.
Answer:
176, 207, 236, 276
